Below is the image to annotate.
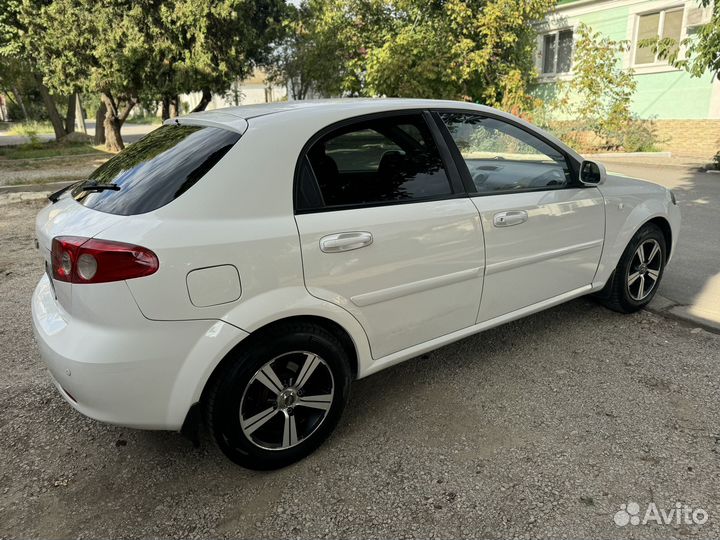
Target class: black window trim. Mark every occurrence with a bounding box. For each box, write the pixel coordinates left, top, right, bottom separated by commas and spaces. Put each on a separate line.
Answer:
429, 108, 584, 197
293, 109, 467, 215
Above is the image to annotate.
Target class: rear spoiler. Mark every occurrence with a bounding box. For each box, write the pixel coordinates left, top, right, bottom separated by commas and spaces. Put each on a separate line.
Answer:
164, 112, 249, 135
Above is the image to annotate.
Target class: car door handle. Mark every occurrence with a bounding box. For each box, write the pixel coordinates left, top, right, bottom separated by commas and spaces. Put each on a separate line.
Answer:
319, 232, 373, 253
493, 210, 528, 227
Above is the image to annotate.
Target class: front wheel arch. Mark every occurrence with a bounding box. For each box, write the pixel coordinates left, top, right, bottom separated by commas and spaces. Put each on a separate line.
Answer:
596, 221, 667, 313
647, 216, 672, 260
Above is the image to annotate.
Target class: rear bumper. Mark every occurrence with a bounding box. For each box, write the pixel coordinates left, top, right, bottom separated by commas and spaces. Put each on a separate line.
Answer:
31, 275, 248, 430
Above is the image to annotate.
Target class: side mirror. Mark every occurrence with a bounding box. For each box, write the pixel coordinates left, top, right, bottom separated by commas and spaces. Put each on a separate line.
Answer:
579, 160, 607, 185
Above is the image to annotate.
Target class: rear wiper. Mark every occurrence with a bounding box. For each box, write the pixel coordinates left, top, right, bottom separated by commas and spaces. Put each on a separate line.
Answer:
48, 184, 73, 203
78, 181, 121, 192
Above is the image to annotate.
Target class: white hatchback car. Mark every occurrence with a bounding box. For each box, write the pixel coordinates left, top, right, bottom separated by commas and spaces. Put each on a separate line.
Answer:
32, 99, 680, 469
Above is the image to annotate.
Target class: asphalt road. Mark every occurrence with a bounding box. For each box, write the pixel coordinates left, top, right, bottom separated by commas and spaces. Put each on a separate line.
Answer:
0, 121, 155, 146
601, 162, 720, 329
2, 199, 720, 539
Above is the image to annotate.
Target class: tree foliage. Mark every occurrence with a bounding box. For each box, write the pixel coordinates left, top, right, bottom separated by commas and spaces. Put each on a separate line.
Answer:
2, 0, 285, 150
364, 0, 552, 110
553, 23, 637, 145
265, 0, 347, 99
0, 0, 78, 137
273, 0, 553, 111
642, 0, 720, 80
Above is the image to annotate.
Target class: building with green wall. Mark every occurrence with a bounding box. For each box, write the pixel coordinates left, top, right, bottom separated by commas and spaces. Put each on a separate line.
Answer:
534, 0, 719, 157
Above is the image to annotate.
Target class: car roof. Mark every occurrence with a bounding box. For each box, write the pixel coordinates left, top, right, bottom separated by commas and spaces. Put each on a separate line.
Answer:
164, 98, 582, 165
165, 98, 495, 134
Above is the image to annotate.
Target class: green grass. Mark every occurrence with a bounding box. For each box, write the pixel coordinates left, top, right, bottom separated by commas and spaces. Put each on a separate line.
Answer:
124, 115, 162, 125
0, 141, 108, 160
7, 121, 56, 136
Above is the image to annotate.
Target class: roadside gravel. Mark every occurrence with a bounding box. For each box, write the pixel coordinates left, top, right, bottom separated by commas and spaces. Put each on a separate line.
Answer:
1, 200, 719, 539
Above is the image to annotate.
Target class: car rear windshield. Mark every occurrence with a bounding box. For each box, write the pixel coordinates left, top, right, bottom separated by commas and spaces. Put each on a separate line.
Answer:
71, 124, 241, 215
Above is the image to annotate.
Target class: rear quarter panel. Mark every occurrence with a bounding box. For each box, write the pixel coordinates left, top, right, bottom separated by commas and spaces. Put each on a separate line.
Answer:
97, 118, 376, 375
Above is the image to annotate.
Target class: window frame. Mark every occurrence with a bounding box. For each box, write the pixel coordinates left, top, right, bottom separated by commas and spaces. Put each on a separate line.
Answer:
631, 6, 685, 67
429, 109, 583, 197
539, 27, 574, 77
293, 110, 466, 214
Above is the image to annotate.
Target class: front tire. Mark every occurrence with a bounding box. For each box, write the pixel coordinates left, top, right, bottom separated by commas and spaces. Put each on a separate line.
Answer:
597, 222, 667, 313
205, 322, 351, 470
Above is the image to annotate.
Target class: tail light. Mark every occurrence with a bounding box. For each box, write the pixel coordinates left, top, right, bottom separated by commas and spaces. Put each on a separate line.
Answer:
51, 236, 159, 284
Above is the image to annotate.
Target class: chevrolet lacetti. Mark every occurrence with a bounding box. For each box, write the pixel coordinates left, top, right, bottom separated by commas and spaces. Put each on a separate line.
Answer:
32, 99, 680, 469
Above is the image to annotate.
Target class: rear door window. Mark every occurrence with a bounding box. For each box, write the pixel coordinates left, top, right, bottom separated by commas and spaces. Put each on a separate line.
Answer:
299, 114, 453, 210
72, 124, 241, 215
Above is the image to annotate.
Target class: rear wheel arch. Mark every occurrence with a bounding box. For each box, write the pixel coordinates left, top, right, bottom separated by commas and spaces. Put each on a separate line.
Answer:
200, 315, 359, 407
200, 316, 356, 468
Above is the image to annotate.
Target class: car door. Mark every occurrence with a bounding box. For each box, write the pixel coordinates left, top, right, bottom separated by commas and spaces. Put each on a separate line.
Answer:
294, 112, 484, 359
436, 111, 605, 322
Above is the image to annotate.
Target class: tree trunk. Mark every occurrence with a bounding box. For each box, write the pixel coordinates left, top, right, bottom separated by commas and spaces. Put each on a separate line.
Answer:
11, 86, 28, 120
169, 95, 179, 118
94, 102, 106, 146
65, 92, 77, 135
161, 96, 170, 121
35, 74, 66, 140
191, 88, 212, 112
100, 92, 124, 152
118, 99, 136, 126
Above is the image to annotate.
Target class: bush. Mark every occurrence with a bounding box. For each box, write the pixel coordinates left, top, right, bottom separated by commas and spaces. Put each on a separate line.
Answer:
617, 119, 660, 153
711, 151, 720, 171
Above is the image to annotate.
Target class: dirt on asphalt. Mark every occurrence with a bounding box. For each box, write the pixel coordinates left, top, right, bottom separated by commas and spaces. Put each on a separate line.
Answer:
1, 199, 719, 539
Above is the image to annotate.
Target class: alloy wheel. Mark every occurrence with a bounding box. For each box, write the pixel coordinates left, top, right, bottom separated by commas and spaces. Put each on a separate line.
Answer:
239, 351, 335, 451
627, 239, 662, 301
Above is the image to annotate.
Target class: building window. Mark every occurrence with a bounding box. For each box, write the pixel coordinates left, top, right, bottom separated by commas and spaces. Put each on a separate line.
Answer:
541, 29, 574, 75
633, 7, 684, 65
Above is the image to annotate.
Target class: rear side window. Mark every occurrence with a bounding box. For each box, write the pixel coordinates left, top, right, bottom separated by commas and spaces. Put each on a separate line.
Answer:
72, 125, 241, 215
299, 114, 452, 210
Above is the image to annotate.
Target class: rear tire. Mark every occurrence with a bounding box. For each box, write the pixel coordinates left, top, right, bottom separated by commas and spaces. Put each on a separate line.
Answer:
205, 322, 351, 470
596, 222, 666, 313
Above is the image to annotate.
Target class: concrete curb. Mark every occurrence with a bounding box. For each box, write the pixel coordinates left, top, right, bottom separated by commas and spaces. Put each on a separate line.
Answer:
0, 190, 52, 205
647, 294, 720, 335
0, 180, 73, 195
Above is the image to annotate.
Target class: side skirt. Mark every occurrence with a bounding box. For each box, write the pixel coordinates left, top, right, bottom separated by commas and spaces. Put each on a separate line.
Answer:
359, 284, 599, 378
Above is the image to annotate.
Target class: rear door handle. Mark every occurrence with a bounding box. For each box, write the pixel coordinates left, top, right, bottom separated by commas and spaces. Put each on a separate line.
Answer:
320, 232, 373, 253
493, 210, 528, 227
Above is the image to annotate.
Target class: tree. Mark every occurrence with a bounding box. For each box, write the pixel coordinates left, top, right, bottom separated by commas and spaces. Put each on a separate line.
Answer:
552, 23, 637, 148
14, 0, 285, 151
285, 0, 554, 110
136, 0, 286, 119
265, 0, 347, 100
19, 0, 146, 150
0, 0, 77, 138
565, 23, 637, 134
165, 0, 287, 109
0, 56, 31, 120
